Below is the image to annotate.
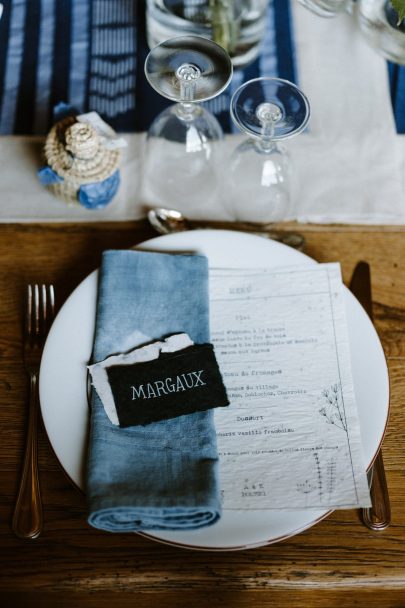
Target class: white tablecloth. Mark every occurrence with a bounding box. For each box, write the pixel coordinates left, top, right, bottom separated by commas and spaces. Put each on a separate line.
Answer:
0, 2, 404, 224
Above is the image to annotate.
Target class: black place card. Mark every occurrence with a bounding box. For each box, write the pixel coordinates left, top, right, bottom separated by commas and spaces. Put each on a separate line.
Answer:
106, 344, 229, 427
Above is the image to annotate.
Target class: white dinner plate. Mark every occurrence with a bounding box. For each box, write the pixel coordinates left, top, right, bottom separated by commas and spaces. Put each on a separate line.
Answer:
39, 230, 389, 551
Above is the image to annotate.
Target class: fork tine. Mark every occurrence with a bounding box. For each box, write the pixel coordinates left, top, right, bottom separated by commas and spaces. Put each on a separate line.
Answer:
48, 285, 55, 321
44, 285, 55, 334
26, 285, 33, 336
26, 284, 55, 340
41, 284, 47, 333
34, 284, 40, 335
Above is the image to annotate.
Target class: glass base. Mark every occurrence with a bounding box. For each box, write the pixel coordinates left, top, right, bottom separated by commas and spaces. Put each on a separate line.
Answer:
230, 78, 310, 141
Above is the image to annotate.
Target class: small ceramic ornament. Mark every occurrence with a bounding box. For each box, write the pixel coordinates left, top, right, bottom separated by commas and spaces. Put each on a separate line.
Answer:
38, 113, 122, 209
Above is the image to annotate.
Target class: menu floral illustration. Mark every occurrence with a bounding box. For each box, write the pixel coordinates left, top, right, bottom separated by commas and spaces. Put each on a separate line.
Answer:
209, 264, 371, 509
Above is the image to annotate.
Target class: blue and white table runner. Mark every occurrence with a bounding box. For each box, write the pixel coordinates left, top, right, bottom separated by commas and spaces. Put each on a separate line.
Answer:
0, 0, 403, 225
0, 0, 294, 134
0, 0, 300, 134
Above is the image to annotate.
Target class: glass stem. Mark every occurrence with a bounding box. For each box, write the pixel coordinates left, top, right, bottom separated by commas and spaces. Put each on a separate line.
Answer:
179, 78, 196, 103
175, 63, 201, 121
259, 119, 276, 153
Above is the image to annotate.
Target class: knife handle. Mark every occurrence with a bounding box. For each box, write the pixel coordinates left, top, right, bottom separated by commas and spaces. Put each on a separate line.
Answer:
362, 450, 391, 530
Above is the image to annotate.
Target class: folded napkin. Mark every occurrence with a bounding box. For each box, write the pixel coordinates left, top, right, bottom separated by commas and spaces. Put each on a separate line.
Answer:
87, 249, 221, 532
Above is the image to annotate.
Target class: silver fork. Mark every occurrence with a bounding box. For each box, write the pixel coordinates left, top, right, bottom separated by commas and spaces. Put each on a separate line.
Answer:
12, 284, 55, 539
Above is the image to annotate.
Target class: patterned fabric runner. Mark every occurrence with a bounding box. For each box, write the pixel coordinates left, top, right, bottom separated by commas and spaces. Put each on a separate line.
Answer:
0, 0, 296, 134
0, 0, 402, 134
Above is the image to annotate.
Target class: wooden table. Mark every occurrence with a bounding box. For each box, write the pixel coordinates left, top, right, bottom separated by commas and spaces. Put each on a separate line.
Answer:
1, 221, 404, 608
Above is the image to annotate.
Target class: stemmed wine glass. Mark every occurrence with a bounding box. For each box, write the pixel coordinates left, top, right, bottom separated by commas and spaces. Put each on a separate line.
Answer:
226, 77, 310, 222
297, 1, 405, 65
142, 35, 233, 212
296, 0, 350, 18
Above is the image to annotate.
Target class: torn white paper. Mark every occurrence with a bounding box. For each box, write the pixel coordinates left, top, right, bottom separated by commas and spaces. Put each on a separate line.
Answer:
88, 333, 194, 425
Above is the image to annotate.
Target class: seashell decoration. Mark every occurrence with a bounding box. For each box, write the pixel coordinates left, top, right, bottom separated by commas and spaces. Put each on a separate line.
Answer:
38, 115, 121, 209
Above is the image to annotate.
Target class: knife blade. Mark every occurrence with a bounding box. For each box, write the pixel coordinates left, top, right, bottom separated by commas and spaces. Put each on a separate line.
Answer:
349, 261, 391, 530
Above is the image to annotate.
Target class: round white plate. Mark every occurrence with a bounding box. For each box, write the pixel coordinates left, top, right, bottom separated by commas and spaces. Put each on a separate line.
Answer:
39, 230, 389, 551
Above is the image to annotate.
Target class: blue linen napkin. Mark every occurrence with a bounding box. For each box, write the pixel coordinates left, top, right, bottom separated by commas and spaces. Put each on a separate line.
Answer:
87, 249, 221, 532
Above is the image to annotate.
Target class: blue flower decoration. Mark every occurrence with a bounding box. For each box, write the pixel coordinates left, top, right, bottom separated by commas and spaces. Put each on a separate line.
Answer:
78, 170, 120, 209
53, 102, 78, 122
38, 166, 64, 185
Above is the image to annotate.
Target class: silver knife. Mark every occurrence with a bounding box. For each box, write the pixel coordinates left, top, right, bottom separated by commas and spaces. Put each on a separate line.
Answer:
349, 261, 391, 530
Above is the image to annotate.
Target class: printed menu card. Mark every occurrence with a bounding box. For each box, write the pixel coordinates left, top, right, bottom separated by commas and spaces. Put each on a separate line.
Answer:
210, 263, 371, 510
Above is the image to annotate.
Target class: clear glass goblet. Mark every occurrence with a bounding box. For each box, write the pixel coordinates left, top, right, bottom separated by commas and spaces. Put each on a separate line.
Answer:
227, 77, 310, 223
296, 0, 351, 18
357, 0, 405, 65
146, 0, 268, 69
297, 0, 405, 65
143, 35, 233, 213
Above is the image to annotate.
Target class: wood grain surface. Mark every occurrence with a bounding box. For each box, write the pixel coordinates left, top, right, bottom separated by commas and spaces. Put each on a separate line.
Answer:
0, 221, 404, 608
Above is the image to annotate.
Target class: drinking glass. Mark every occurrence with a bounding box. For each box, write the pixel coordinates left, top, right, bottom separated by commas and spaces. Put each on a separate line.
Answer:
297, 0, 405, 65
143, 36, 233, 212
146, 0, 268, 69
227, 77, 310, 222
296, 0, 351, 17
357, 0, 405, 65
